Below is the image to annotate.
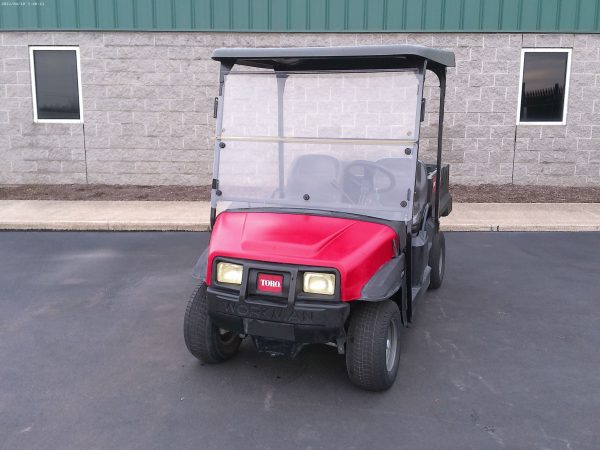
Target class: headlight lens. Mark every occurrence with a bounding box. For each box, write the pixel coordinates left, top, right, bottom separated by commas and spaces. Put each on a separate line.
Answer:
303, 272, 335, 295
216, 262, 243, 285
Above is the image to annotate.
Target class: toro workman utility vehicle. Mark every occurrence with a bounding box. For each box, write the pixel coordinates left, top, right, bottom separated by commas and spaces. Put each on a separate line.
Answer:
184, 45, 454, 391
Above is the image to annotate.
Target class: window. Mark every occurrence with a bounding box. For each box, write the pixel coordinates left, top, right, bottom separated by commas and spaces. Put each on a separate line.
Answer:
517, 49, 571, 125
29, 46, 83, 123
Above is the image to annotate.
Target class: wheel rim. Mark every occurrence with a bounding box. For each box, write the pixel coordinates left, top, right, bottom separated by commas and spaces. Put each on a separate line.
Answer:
385, 320, 398, 372
217, 328, 237, 345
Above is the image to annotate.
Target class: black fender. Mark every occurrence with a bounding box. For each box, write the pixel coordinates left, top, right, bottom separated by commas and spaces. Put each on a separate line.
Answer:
192, 247, 209, 280
359, 254, 405, 301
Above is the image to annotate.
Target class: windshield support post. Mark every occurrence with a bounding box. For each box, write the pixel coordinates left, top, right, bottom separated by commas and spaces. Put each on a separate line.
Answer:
210, 62, 232, 229
434, 68, 446, 233
276, 74, 288, 199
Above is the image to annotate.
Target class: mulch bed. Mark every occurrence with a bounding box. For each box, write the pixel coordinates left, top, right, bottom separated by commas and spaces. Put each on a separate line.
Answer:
451, 184, 600, 203
0, 184, 211, 201
0, 183, 599, 203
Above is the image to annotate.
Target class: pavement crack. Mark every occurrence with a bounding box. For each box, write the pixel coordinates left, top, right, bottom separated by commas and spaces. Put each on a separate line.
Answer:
468, 371, 499, 395
263, 389, 273, 411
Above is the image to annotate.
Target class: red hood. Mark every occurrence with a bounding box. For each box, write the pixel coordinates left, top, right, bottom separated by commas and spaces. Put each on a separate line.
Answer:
206, 211, 397, 301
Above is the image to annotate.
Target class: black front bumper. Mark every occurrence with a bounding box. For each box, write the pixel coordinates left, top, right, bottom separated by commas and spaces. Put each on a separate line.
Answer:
207, 286, 350, 343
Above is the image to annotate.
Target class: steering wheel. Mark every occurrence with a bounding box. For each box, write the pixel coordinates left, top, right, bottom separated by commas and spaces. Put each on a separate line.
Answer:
343, 161, 396, 205
344, 160, 396, 190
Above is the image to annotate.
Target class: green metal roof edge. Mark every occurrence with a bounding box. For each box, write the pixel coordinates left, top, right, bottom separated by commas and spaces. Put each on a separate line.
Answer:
2, 28, 600, 33
1, 0, 599, 34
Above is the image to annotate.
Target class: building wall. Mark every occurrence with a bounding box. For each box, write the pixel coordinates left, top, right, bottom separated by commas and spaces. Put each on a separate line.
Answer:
0, 31, 599, 186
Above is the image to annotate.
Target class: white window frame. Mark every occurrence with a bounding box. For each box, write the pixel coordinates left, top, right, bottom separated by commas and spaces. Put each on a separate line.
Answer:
29, 46, 84, 124
516, 48, 572, 126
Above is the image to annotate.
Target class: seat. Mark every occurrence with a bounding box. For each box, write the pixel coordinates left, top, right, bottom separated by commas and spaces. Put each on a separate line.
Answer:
285, 154, 341, 203
376, 158, 428, 228
412, 161, 428, 226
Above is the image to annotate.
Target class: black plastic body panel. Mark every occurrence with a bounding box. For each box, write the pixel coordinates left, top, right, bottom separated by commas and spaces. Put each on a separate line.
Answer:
360, 254, 405, 301
441, 195, 453, 217
206, 257, 348, 343
211, 45, 456, 76
207, 286, 349, 343
191, 247, 209, 280
411, 219, 435, 287
211, 257, 342, 303
425, 163, 452, 218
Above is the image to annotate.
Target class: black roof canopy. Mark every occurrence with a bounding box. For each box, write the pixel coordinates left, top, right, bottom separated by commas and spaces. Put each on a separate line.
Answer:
212, 44, 455, 75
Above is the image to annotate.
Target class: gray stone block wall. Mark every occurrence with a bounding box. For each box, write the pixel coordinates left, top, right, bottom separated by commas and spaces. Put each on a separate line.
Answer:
0, 31, 598, 186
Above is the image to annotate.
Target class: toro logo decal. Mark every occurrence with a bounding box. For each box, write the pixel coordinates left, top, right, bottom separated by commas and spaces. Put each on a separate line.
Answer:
257, 273, 283, 293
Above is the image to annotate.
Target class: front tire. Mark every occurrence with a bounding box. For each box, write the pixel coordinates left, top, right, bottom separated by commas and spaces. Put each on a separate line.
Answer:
429, 231, 445, 290
346, 301, 401, 391
184, 283, 242, 363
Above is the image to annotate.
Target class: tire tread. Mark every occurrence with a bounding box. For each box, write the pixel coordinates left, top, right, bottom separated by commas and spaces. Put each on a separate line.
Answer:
346, 301, 401, 391
184, 283, 241, 363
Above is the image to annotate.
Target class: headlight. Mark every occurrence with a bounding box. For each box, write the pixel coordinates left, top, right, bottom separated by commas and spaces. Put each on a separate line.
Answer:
303, 272, 335, 295
216, 262, 243, 285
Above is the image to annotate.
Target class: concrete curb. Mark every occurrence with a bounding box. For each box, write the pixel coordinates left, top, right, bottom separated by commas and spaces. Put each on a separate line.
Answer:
0, 200, 211, 232
2, 223, 598, 232
0, 221, 211, 232
0, 200, 599, 232
441, 224, 600, 232
440, 203, 600, 233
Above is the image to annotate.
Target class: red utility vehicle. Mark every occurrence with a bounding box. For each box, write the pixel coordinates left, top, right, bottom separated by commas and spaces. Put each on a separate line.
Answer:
184, 45, 454, 391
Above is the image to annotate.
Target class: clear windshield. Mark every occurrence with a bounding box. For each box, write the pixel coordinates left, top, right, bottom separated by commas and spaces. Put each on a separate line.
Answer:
214, 70, 423, 222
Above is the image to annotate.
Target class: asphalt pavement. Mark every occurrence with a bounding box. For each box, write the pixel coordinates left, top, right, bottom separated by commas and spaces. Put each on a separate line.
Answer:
1, 232, 600, 450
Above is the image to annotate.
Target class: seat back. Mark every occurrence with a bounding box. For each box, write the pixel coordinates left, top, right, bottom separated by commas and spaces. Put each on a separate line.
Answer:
285, 154, 341, 203
413, 160, 428, 224
376, 158, 428, 226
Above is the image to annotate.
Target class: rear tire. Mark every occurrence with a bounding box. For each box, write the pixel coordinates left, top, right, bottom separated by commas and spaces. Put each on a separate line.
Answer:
429, 231, 445, 290
184, 283, 242, 363
346, 301, 401, 391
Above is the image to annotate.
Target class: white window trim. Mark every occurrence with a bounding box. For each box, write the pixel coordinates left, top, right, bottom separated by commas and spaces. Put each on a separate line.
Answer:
29, 46, 84, 124
516, 48, 572, 126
